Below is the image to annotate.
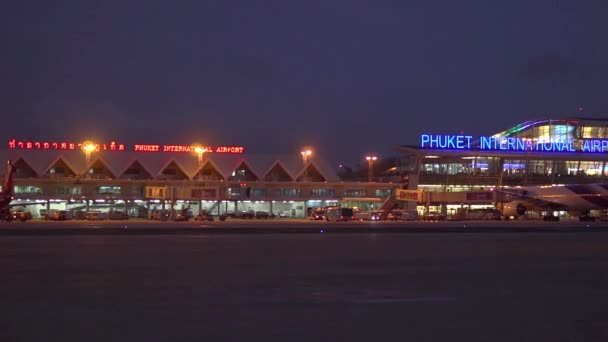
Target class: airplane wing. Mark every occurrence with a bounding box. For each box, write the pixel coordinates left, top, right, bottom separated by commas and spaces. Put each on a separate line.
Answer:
8, 202, 44, 210
496, 189, 569, 211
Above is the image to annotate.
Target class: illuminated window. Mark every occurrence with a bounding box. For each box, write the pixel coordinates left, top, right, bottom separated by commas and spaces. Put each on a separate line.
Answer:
130, 186, 144, 196
581, 125, 608, 139
98, 186, 121, 195
375, 189, 392, 197
55, 186, 71, 195
232, 169, 246, 177
191, 189, 217, 198
311, 188, 335, 197
251, 188, 266, 197
275, 188, 301, 198
14, 185, 42, 194
343, 189, 366, 197
226, 188, 241, 197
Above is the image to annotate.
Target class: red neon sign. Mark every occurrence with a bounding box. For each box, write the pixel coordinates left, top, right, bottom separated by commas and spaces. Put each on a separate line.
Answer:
135, 144, 245, 153
8, 139, 125, 151
134, 144, 160, 152
216, 146, 244, 153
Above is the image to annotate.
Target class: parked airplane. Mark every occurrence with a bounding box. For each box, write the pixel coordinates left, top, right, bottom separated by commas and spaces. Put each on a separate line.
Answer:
500, 183, 608, 221
0, 160, 15, 221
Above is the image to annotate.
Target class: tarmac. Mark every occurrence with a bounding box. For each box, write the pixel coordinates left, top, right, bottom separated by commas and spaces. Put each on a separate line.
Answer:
2, 218, 608, 235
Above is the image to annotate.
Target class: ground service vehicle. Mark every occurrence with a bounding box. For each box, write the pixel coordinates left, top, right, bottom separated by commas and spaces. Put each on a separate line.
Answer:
309, 209, 325, 220
194, 212, 214, 221
108, 211, 129, 220
325, 207, 354, 222
354, 211, 381, 221
85, 211, 103, 220
388, 210, 419, 221
11, 210, 32, 222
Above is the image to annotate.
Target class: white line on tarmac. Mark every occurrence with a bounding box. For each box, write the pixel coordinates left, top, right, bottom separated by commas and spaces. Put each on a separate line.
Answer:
354, 296, 457, 304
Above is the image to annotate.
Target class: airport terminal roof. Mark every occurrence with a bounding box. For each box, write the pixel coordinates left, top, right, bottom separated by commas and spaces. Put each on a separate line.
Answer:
0, 149, 341, 182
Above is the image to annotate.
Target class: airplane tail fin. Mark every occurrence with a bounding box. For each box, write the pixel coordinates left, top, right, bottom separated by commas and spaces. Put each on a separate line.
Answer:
3, 160, 14, 197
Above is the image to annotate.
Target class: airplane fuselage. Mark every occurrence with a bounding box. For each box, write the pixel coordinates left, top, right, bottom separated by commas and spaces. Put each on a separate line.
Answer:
502, 183, 608, 218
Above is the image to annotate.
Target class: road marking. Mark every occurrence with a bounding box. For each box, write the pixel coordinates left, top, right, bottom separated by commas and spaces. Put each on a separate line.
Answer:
354, 296, 457, 304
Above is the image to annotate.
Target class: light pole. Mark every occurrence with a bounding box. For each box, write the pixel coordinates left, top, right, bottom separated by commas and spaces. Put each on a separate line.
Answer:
301, 149, 313, 180
194, 146, 207, 166
301, 149, 312, 165
366, 155, 377, 182
82, 142, 96, 164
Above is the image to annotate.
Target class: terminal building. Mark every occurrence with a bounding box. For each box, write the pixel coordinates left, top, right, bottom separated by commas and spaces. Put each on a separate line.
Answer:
0, 140, 396, 219
3, 117, 608, 220
397, 117, 608, 218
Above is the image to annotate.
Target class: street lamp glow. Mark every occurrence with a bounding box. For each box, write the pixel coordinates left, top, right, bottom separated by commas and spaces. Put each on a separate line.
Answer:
301, 149, 312, 164
194, 146, 208, 165
82, 141, 96, 163
365, 155, 378, 182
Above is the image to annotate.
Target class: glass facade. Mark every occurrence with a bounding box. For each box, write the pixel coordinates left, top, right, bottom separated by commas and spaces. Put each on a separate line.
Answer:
274, 188, 301, 198
14, 185, 43, 194
343, 189, 366, 197
408, 118, 608, 189
311, 188, 335, 197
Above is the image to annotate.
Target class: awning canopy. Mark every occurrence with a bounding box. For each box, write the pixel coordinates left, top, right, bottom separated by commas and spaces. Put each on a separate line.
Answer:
340, 197, 383, 202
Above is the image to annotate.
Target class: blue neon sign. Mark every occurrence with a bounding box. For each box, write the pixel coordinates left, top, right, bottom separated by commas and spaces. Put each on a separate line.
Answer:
420, 134, 608, 153
420, 135, 473, 149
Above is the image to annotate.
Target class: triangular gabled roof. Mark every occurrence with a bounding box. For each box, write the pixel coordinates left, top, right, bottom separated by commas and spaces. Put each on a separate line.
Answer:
4, 150, 59, 176
169, 154, 200, 179
245, 154, 277, 179
136, 153, 171, 178
207, 155, 239, 180
262, 160, 294, 181
307, 156, 341, 182
118, 159, 154, 179
294, 161, 328, 182
192, 159, 226, 181
98, 152, 135, 178
42, 155, 78, 177
0, 148, 342, 182
278, 154, 308, 179
12, 156, 38, 178
228, 159, 260, 181
85, 156, 117, 179
60, 151, 88, 176
157, 159, 190, 180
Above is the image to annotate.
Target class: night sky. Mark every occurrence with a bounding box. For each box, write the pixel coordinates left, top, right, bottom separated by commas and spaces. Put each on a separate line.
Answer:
2, 1, 607, 167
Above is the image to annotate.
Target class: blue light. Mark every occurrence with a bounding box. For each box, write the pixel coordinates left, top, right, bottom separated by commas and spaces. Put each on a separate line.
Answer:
421, 134, 608, 153
582, 139, 608, 152
420, 134, 472, 149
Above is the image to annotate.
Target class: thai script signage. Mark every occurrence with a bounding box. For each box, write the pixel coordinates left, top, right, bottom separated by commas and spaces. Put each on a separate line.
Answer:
420, 134, 608, 153
8, 139, 125, 151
